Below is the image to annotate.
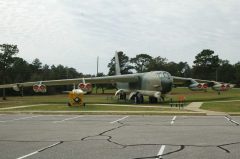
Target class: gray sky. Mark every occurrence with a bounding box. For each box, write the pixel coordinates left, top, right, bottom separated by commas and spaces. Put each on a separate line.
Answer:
0, 0, 239, 75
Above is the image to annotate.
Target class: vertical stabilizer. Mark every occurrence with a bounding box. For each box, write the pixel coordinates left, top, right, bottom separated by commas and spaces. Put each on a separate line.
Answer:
115, 52, 128, 90
115, 52, 121, 75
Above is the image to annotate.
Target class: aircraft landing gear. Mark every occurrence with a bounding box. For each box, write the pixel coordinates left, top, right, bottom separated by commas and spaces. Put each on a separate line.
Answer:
149, 96, 158, 104
161, 96, 165, 102
131, 93, 144, 104
119, 92, 127, 101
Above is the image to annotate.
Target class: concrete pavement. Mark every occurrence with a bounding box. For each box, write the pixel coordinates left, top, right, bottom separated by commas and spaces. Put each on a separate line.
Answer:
0, 114, 239, 159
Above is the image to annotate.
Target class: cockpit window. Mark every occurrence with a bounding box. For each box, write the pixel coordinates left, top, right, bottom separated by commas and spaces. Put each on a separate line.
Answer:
158, 72, 164, 78
157, 72, 170, 78
163, 72, 169, 78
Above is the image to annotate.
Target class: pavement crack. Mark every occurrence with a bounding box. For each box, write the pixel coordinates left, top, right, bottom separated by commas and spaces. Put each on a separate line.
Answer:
80, 120, 239, 158
38, 141, 64, 152
216, 141, 240, 153
15, 141, 64, 159
161, 145, 185, 156
132, 145, 185, 159
128, 142, 240, 159
224, 115, 240, 126
81, 122, 126, 148
217, 146, 230, 153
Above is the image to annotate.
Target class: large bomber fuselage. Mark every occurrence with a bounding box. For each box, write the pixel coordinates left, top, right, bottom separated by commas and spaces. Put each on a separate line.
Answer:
116, 71, 173, 95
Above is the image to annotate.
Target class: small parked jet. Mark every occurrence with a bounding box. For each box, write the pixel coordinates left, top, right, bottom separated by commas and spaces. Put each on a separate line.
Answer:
0, 52, 234, 103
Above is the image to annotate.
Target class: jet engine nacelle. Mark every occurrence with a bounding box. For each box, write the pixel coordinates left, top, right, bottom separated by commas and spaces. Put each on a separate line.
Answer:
212, 83, 232, 91
78, 83, 92, 93
189, 83, 208, 91
33, 84, 47, 93
12, 85, 20, 91
129, 90, 161, 99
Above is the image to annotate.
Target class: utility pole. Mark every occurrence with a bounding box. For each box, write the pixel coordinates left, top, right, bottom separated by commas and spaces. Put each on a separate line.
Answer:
66, 68, 69, 90
2, 73, 6, 100
96, 56, 99, 94
97, 56, 99, 76
216, 68, 218, 81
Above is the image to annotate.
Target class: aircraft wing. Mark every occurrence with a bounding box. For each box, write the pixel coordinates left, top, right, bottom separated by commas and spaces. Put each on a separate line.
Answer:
172, 76, 194, 85
172, 76, 235, 91
0, 74, 140, 89
173, 76, 221, 86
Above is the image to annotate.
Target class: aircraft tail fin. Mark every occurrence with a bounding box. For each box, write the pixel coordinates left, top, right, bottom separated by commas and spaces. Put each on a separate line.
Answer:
115, 52, 121, 75
115, 51, 128, 90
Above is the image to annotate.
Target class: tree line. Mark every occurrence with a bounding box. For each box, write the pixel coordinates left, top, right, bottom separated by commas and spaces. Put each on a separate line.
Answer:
1, 44, 240, 96
0, 44, 86, 96
108, 50, 240, 85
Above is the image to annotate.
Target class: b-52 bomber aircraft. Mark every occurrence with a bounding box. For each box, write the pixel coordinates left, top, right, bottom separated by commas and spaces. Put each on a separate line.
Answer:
0, 52, 235, 103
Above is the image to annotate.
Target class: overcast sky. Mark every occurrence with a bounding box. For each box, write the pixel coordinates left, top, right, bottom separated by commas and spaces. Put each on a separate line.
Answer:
0, 0, 239, 75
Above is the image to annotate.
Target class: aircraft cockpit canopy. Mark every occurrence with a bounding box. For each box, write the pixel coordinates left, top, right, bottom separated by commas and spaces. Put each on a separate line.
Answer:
158, 71, 171, 79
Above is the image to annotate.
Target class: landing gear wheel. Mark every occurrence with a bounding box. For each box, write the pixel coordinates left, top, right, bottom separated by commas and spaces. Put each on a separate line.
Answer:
149, 96, 158, 104
133, 93, 144, 104
119, 92, 127, 100
138, 94, 144, 104
160, 96, 165, 102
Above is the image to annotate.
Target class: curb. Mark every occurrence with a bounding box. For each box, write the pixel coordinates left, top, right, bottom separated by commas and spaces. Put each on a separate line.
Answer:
0, 111, 206, 116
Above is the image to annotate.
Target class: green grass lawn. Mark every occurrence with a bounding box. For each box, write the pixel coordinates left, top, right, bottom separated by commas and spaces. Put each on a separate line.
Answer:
0, 88, 240, 112
171, 88, 240, 112
201, 101, 240, 112
0, 94, 182, 112
169, 88, 240, 102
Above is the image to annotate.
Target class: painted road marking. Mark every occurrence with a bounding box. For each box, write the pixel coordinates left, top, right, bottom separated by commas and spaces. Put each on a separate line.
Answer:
110, 116, 129, 124
156, 145, 166, 159
171, 116, 176, 125
0, 115, 42, 122
16, 141, 63, 159
53, 116, 82, 123
224, 116, 240, 126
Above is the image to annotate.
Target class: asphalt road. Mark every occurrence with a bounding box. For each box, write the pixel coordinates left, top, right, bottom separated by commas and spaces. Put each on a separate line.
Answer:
0, 114, 239, 159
